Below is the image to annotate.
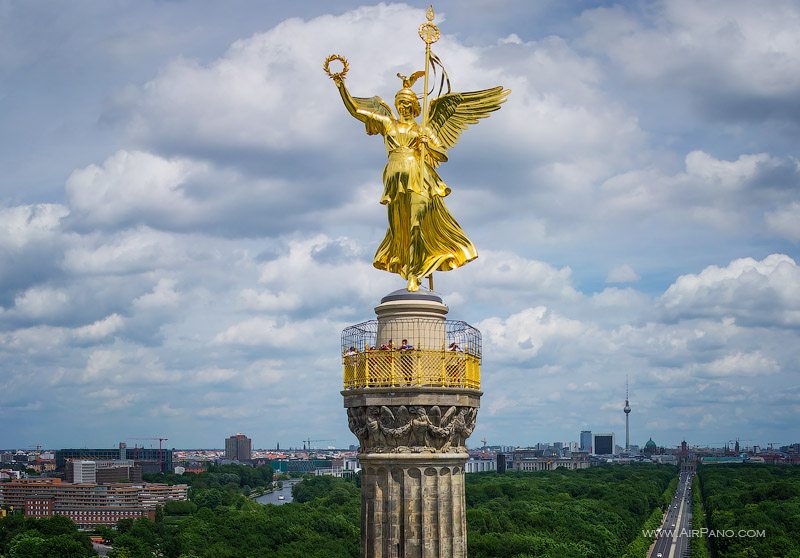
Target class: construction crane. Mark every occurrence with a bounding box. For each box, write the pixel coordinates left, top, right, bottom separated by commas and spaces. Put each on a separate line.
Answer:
303, 438, 334, 451
481, 438, 488, 449
128, 437, 169, 472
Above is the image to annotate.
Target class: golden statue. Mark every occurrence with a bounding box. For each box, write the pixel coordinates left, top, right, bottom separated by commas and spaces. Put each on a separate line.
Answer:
325, 7, 509, 291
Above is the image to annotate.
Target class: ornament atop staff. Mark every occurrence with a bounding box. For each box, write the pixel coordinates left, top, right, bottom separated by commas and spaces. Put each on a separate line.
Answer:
325, 6, 509, 292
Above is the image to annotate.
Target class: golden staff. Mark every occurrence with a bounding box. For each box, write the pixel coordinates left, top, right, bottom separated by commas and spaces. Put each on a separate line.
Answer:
418, 6, 440, 291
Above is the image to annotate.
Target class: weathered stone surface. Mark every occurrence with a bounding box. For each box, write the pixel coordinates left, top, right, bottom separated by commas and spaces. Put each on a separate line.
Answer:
359, 454, 468, 558
346, 404, 477, 454
343, 387, 482, 408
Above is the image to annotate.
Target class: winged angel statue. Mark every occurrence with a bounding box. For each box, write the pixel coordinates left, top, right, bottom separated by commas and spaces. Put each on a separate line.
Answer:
325, 8, 509, 291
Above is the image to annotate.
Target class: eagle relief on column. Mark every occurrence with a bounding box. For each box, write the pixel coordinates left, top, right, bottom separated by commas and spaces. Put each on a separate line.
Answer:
324, 6, 509, 292
347, 405, 478, 453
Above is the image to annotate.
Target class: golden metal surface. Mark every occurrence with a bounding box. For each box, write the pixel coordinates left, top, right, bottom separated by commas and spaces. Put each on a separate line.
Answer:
418, 21, 440, 45
326, 6, 509, 291
343, 348, 480, 390
323, 54, 349, 81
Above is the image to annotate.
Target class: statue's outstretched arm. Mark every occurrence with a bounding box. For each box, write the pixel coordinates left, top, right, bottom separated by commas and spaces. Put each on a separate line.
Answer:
334, 79, 393, 136
335, 79, 366, 122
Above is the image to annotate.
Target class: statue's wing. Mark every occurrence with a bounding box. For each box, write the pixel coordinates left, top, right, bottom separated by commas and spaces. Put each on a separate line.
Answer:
353, 95, 394, 135
429, 405, 441, 427
465, 409, 478, 434
440, 405, 457, 427
426, 87, 509, 151
380, 405, 395, 426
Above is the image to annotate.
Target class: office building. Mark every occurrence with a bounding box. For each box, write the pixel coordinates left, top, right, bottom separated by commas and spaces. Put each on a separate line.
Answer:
511, 449, 590, 471
56, 446, 172, 474
225, 433, 252, 462
465, 457, 496, 473
65, 459, 142, 484
496, 453, 509, 473
96, 462, 143, 484
65, 460, 97, 483
593, 433, 615, 455
0, 478, 187, 529
269, 459, 333, 473
580, 430, 592, 452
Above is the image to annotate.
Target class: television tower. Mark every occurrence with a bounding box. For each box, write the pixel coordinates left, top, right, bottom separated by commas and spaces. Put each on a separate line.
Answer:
624, 376, 631, 451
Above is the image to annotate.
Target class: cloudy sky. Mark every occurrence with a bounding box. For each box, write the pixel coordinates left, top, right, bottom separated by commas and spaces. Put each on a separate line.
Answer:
2, 0, 799, 452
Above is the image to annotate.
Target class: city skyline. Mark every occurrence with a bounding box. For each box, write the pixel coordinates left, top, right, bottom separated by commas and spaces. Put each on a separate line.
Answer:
1, 1, 799, 449
3, 435, 788, 453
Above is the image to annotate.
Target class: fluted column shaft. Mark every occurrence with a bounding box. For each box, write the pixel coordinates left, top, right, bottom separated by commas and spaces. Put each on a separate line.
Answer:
360, 454, 467, 558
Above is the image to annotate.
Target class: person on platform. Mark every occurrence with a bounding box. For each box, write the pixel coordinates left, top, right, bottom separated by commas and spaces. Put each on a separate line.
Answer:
400, 339, 414, 351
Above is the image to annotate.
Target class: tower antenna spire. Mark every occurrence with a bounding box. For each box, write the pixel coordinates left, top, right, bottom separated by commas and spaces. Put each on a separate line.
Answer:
624, 375, 631, 452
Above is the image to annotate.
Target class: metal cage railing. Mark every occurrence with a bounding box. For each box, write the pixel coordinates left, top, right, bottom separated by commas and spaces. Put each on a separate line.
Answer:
342, 319, 481, 358
341, 319, 481, 390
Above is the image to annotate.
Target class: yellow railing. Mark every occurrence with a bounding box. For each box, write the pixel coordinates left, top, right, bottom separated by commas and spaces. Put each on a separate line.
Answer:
342, 349, 480, 390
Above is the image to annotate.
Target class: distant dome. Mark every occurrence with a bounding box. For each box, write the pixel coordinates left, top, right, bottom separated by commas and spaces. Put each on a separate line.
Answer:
643, 438, 657, 454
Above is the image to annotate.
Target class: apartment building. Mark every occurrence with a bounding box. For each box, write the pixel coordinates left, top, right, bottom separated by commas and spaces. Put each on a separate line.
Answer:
0, 478, 187, 528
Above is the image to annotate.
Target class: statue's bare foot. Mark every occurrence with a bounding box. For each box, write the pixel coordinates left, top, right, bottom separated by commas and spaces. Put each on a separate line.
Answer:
406, 276, 420, 291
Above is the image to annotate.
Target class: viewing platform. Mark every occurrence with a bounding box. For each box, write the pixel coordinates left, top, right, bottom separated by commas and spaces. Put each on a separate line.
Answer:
341, 317, 481, 390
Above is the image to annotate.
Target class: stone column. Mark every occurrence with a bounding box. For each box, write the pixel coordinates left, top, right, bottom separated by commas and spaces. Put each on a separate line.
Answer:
343, 289, 481, 558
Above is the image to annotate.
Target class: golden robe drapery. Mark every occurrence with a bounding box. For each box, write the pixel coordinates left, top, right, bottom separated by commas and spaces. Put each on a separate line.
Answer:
373, 119, 477, 286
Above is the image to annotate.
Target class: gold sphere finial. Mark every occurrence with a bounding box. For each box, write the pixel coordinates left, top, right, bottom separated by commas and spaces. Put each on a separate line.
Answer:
426, 5, 435, 22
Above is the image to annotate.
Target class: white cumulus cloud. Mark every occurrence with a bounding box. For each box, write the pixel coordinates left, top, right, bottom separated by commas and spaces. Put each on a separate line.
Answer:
661, 254, 800, 326
606, 264, 640, 283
